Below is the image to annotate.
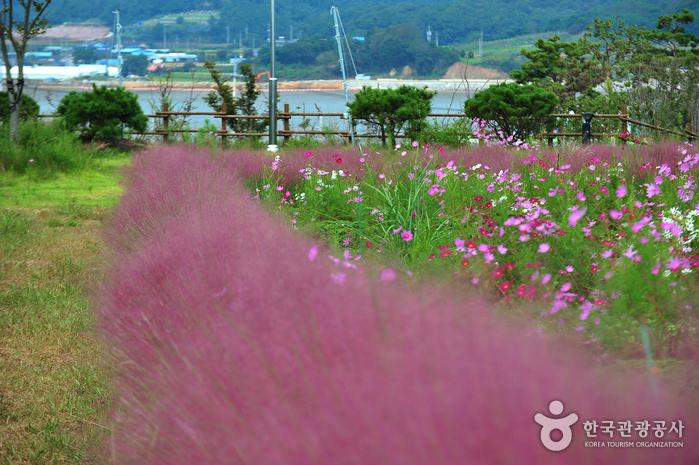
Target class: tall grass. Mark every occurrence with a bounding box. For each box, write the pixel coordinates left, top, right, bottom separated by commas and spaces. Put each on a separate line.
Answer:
0, 120, 123, 175
98, 146, 698, 464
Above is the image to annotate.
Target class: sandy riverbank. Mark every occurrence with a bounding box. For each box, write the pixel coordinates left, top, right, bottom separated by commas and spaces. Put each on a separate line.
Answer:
24, 77, 510, 93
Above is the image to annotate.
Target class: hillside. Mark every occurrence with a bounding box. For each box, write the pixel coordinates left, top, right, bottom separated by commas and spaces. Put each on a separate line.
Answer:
46, 0, 699, 46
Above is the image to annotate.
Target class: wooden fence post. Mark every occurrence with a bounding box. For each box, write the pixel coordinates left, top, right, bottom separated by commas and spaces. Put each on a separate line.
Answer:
162, 102, 169, 143
688, 123, 695, 143
283, 103, 290, 145
220, 103, 227, 147
621, 104, 628, 135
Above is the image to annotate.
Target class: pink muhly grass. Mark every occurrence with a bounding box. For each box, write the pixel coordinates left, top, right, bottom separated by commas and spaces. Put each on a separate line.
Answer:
97, 148, 698, 464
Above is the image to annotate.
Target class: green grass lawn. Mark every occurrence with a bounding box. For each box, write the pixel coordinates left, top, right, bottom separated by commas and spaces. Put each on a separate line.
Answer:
0, 154, 129, 463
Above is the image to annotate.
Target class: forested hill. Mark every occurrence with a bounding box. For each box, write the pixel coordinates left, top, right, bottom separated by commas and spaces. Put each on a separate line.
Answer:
46, 0, 699, 45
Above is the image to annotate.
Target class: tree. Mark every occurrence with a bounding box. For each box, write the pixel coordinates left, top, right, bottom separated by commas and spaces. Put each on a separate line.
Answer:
0, 0, 52, 141
464, 82, 559, 139
57, 84, 148, 142
584, 17, 641, 80
0, 90, 38, 124
510, 35, 606, 107
122, 54, 148, 76
202, 60, 268, 137
347, 85, 436, 147
203, 60, 236, 114
585, 10, 699, 132
236, 63, 267, 135
73, 47, 99, 64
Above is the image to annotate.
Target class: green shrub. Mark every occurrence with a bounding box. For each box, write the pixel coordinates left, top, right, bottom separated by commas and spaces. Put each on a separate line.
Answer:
57, 84, 148, 142
0, 91, 40, 124
347, 85, 436, 147
284, 137, 321, 149
418, 117, 475, 147
464, 83, 559, 139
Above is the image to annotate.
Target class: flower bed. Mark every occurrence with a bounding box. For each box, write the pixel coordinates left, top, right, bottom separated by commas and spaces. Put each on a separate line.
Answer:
263, 140, 699, 357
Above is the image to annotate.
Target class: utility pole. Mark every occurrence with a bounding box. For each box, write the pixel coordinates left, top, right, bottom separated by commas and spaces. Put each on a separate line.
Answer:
245, 27, 248, 38
268, 0, 278, 152
436, 32, 439, 47
331, 6, 355, 147
239, 31, 243, 49
290, 24, 293, 42
163, 24, 167, 50
226, 26, 230, 44
479, 30, 483, 56
114, 9, 122, 86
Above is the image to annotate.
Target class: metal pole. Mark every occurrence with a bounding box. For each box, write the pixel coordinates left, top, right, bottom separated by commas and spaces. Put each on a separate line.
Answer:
267, 0, 278, 151
331, 6, 355, 147
115, 9, 122, 87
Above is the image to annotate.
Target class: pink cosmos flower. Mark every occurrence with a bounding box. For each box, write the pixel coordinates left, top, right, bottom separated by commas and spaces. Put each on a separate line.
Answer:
609, 209, 622, 220
497, 244, 507, 254
541, 273, 551, 284
308, 246, 318, 261
380, 268, 396, 282
616, 185, 627, 198
667, 258, 682, 271
646, 183, 660, 198
538, 243, 550, 253
568, 206, 588, 227
401, 230, 413, 242
330, 272, 346, 284
622, 247, 637, 260
478, 244, 489, 253
392, 226, 403, 235
561, 283, 572, 292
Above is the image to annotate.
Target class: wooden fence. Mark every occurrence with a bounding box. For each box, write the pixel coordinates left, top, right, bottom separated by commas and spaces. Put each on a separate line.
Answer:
39, 103, 697, 144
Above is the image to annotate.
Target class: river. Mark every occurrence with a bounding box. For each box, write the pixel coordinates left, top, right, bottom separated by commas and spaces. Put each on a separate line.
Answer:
26, 85, 470, 133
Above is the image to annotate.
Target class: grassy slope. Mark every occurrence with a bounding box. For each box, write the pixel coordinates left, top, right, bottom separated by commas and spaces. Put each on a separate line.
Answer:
0, 155, 128, 463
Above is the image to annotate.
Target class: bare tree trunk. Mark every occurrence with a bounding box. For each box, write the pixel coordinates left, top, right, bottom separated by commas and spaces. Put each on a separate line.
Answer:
1, 0, 52, 142
8, 78, 21, 141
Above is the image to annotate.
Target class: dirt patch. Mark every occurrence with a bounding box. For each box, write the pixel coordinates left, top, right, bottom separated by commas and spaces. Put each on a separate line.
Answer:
442, 62, 509, 80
